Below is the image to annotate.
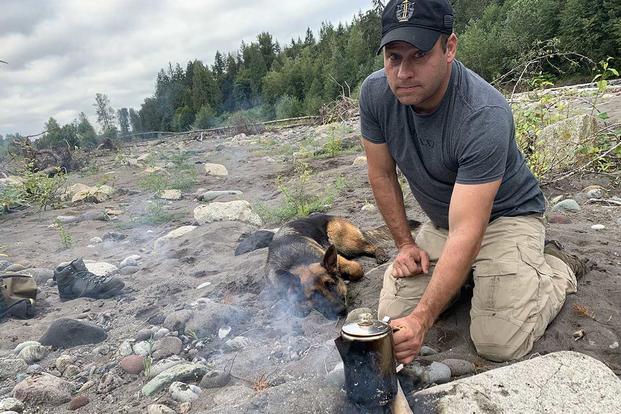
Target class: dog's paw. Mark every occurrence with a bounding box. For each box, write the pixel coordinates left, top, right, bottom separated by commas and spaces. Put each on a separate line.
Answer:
374, 247, 389, 264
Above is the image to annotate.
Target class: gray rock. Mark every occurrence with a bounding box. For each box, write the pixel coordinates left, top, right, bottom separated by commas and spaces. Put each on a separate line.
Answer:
224, 336, 250, 352
193, 200, 262, 226
55, 215, 79, 224
89, 237, 103, 244
40, 319, 107, 348
441, 359, 475, 377
14, 341, 41, 355
152, 336, 183, 360
169, 381, 201, 403
133, 341, 152, 356
147, 357, 185, 379
119, 255, 140, 268
1, 410, 20, 414
12, 373, 74, 406
162, 310, 193, 332
142, 363, 209, 396
93, 344, 110, 355
0, 397, 24, 413
18, 345, 49, 364
78, 210, 109, 222
617, 217, 621, 226
153, 328, 170, 340
120, 265, 139, 275
97, 372, 123, 394
102, 231, 126, 242
136, 328, 153, 342
183, 301, 250, 338
552, 199, 581, 212
427, 362, 451, 384
147, 404, 176, 414
26, 364, 43, 374
62, 365, 80, 379
118, 339, 134, 356
4, 264, 28, 272
411, 351, 621, 414
200, 370, 231, 389
420, 346, 438, 356
0, 260, 12, 271
0, 359, 24, 380
198, 190, 243, 202
24, 268, 54, 284
55, 355, 76, 374
325, 362, 345, 388
591, 224, 606, 230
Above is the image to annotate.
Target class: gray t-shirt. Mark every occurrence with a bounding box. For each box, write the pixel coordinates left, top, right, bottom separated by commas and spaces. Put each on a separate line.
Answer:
360, 60, 544, 229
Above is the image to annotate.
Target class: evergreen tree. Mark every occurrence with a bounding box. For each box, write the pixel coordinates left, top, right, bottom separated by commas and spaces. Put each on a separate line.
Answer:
118, 108, 130, 139
76, 112, 97, 148
129, 108, 142, 133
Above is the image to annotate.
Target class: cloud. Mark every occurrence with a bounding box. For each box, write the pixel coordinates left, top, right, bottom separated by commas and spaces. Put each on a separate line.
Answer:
0, 0, 371, 136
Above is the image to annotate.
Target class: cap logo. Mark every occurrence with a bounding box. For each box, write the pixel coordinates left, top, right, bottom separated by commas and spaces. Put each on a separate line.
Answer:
396, 0, 415, 23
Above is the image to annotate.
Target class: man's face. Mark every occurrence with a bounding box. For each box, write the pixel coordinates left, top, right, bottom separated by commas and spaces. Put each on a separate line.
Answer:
383, 35, 455, 112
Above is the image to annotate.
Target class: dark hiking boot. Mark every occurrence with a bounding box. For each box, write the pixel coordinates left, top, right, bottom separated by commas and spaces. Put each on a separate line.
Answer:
544, 240, 594, 280
54, 258, 124, 300
0, 290, 35, 320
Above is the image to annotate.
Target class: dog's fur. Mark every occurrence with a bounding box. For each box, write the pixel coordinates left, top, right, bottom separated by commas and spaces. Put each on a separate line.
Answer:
264, 214, 419, 319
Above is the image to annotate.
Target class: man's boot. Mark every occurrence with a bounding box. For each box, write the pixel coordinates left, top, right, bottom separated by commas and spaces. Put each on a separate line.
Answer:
54, 258, 125, 300
544, 240, 593, 279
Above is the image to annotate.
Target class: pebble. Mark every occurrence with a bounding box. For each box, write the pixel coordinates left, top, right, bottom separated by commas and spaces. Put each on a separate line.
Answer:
218, 327, 231, 339
419, 345, 438, 356
40, 319, 107, 348
68, 395, 90, 410
12, 373, 74, 406
361, 203, 377, 212
26, 364, 43, 374
0, 398, 24, 412
583, 185, 604, 199
55, 215, 79, 224
119, 256, 140, 268
147, 404, 177, 414
120, 355, 145, 375
200, 370, 231, 389
551, 199, 581, 212
18, 344, 49, 364
550, 194, 564, 204
441, 358, 476, 377
93, 344, 110, 355
152, 336, 183, 360
14, 341, 41, 354
134, 329, 152, 342
159, 189, 182, 200
89, 237, 103, 244
427, 361, 451, 384
146, 357, 185, 379
142, 363, 209, 396
325, 362, 345, 388
54, 354, 75, 371
162, 310, 193, 332
196, 282, 212, 289
78, 380, 96, 393
352, 156, 367, 166
169, 381, 201, 403
133, 341, 152, 356
591, 224, 606, 230
154, 328, 170, 340
114, 340, 132, 357
225, 336, 250, 351
198, 190, 242, 202
4, 263, 27, 272
63, 365, 80, 379
102, 231, 127, 242
0, 260, 12, 271
616, 217, 621, 226
97, 372, 123, 393
120, 265, 139, 275
178, 402, 192, 414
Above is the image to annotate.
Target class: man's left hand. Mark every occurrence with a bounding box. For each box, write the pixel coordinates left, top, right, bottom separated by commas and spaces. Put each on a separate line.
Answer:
390, 314, 428, 364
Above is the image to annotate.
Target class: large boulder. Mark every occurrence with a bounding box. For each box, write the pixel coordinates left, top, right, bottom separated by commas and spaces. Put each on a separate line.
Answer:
411, 351, 621, 413
12, 373, 74, 406
537, 114, 599, 171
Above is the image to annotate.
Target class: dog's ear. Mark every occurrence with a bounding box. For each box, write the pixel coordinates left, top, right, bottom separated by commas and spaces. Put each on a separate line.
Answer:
322, 245, 338, 275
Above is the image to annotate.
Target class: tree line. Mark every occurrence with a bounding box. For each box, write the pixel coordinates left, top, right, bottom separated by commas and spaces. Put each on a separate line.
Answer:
1, 0, 618, 154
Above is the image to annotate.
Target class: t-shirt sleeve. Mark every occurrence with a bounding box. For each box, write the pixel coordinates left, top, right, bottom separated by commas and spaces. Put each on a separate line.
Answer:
455, 106, 513, 184
359, 77, 385, 144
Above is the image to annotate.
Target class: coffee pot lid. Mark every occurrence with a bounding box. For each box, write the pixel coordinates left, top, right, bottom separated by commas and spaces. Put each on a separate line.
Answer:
342, 313, 390, 337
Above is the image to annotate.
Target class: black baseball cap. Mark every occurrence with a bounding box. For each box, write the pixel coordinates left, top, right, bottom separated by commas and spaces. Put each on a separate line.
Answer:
377, 0, 454, 54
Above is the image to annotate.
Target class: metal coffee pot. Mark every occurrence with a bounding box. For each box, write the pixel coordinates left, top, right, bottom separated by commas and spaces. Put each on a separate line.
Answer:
335, 313, 398, 407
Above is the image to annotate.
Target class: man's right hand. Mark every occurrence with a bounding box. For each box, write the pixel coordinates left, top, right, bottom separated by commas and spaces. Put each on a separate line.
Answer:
392, 242, 430, 277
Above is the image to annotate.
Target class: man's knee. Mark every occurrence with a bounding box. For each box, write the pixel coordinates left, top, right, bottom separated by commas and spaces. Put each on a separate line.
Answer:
470, 314, 535, 362
377, 263, 429, 320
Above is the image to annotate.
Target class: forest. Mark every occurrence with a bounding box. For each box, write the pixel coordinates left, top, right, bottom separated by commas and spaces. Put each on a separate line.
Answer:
1, 0, 619, 152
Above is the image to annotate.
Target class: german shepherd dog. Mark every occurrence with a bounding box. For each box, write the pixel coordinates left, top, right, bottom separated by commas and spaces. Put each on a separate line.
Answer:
263, 214, 408, 319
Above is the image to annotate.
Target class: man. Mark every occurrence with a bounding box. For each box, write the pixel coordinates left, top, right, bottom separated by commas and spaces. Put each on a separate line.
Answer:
359, 0, 590, 363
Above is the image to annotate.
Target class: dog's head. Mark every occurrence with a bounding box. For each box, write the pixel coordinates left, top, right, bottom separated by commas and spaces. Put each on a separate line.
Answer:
287, 245, 348, 319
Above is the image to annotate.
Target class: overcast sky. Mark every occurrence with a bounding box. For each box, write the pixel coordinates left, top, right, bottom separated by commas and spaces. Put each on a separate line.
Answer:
0, 0, 372, 137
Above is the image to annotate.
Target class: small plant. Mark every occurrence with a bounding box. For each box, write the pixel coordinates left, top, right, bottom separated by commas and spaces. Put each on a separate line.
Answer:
54, 219, 73, 249
117, 201, 177, 229
20, 167, 67, 211
252, 373, 271, 392
591, 57, 619, 120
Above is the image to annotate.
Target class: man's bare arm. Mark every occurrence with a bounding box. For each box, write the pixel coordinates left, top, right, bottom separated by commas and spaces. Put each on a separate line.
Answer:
362, 139, 430, 275
392, 179, 501, 363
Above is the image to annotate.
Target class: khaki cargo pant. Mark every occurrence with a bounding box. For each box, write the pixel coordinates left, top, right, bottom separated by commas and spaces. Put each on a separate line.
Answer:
378, 215, 577, 362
